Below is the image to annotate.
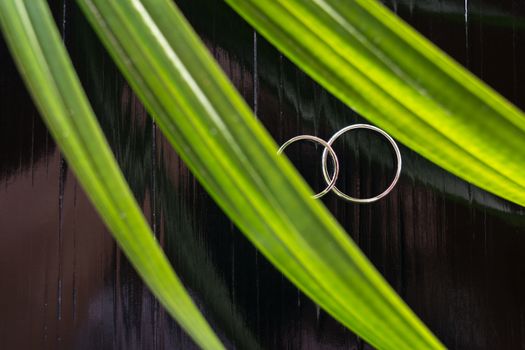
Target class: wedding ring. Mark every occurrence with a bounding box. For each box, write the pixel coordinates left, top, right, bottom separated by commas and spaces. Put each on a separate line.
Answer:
278, 135, 339, 199
321, 124, 402, 203
278, 124, 402, 203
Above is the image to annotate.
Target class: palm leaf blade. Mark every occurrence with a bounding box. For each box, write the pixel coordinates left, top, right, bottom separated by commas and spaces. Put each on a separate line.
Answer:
0, 1, 224, 349
225, 0, 525, 207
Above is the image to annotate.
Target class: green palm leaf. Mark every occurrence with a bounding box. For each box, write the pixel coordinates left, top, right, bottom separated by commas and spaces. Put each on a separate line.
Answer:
225, 0, 525, 207
75, 0, 443, 349
0, 1, 224, 349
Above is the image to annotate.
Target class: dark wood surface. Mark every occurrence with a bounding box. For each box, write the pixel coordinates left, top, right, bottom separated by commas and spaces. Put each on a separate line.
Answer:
1, 0, 525, 349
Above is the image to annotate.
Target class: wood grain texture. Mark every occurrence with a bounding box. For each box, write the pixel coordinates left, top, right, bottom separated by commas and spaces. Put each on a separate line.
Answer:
1, 0, 524, 349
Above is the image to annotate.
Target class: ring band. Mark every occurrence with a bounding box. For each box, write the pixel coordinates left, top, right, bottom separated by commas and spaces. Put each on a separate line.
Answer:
321, 124, 402, 203
278, 135, 339, 199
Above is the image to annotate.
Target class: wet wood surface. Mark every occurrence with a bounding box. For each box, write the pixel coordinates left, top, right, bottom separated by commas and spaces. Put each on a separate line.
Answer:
1, 0, 525, 349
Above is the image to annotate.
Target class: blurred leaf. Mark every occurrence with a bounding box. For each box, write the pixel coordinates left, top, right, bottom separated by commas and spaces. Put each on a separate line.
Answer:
225, 0, 525, 207
0, 1, 224, 349
395, 0, 525, 29
75, 0, 444, 349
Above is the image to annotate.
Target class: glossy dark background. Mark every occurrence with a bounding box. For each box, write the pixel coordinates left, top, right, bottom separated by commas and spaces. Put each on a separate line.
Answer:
1, 0, 525, 349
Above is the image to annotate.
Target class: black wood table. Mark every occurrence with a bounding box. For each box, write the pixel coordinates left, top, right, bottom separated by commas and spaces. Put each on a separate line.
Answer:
1, 0, 524, 349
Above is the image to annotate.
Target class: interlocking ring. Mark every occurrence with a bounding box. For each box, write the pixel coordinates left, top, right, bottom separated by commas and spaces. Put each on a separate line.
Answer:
321, 124, 402, 203
278, 135, 339, 199
278, 124, 402, 203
